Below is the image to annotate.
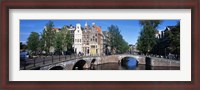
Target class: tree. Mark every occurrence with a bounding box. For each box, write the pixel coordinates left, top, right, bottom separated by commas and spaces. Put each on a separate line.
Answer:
55, 31, 63, 55
20, 42, 23, 50
108, 25, 129, 54
41, 21, 56, 54
27, 32, 40, 54
164, 22, 180, 57
172, 22, 180, 56
137, 20, 162, 55
150, 21, 180, 59
20, 42, 27, 50
38, 32, 46, 52
61, 25, 72, 52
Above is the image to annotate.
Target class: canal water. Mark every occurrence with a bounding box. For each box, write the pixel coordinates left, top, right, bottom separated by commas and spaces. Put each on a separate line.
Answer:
46, 57, 179, 70
89, 57, 180, 70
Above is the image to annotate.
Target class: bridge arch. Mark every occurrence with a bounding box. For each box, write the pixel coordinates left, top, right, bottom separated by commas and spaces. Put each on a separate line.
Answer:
118, 55, 139, 63
120, 57, 138, 66
73, 60, 87, 70
91, 59, 96, 64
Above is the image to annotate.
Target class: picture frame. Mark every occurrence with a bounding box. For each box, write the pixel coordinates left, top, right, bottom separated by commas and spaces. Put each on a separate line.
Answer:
0, 0, 199, 90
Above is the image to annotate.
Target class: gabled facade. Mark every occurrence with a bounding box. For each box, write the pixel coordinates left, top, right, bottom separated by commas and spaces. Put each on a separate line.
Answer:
74, 23, 83, 54
82, 22, 104, 56
44, 22, 104, 56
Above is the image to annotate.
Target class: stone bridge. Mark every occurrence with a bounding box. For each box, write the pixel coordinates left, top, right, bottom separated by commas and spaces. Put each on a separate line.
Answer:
40, 54, 180, 70
40, 56, 101, 70
100, 54, 145, 64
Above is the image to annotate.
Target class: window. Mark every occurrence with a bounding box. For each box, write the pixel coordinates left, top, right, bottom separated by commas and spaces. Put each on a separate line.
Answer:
95, 38, 97, 42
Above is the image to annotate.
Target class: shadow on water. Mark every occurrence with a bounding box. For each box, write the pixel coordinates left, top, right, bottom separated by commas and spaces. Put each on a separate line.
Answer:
145, 57, 152, 70
90, 59, 96, 70
50, 66, 64, 70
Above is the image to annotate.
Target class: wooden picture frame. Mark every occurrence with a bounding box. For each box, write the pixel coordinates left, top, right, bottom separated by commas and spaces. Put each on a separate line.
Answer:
0, 0, 199, 90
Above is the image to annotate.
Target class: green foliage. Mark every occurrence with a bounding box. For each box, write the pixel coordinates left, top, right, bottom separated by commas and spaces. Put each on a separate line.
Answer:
139, 20, 162, 28
61, 25, 72, 51
165, 22, 180, 55
39, 31, 46, 51
39, 21, 73, 54
137, 20, 161, 54
55, 31, 63, 52
27, 32, 40, 52
20, 42, 27, 50
108, 25, 129, 54
151, 21, 180, 57
41, 21, 56, 53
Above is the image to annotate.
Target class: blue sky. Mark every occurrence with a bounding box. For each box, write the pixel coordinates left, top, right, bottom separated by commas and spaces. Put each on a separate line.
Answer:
20, 20, 179, 45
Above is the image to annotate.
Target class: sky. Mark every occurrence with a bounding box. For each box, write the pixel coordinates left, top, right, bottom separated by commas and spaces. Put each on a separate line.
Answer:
20, 20, 179, 45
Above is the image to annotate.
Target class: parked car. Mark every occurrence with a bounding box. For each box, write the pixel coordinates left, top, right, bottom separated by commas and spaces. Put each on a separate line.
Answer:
20, 51, 29, 61
54, 51, 63, 55
64, 51, 72, 55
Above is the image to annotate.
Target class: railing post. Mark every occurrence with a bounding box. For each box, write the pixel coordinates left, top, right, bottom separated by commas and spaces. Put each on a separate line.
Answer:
58, 55, 60, 61
24, 60, 26, 70
34, 58, 36, 67
74, 54, 76, 59
65, 55, 66, 61
43, 57, 45, 65
52, 55, 53, 63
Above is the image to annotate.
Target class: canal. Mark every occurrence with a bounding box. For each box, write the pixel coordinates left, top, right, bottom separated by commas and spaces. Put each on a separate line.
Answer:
47, 57, 180, 70
89, 63, 180, 70
87, 57, 180, 70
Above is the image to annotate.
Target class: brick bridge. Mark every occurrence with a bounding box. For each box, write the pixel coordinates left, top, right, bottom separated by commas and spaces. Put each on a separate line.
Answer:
40, 54, 180, 70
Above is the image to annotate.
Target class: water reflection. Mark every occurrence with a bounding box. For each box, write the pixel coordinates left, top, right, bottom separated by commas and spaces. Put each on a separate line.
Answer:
90, 57, 179, 70
121, 57, 138, 70
91, 63, 179, 70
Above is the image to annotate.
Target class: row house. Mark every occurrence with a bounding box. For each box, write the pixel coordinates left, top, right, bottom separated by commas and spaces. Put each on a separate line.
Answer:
155, 26, 176, 39
44, 22, 104, 56
81, 22, 104, 56
74, 23, 83, 54
102, 30, 111, 55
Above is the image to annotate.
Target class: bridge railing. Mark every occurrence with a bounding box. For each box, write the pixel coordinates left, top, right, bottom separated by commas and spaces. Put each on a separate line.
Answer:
20, 54, 100, 70
21, 54, 165, 70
